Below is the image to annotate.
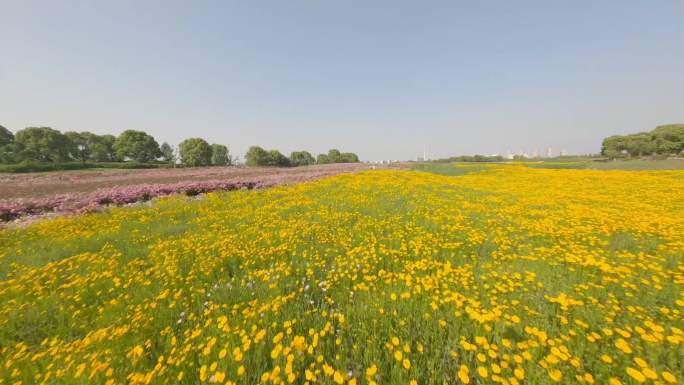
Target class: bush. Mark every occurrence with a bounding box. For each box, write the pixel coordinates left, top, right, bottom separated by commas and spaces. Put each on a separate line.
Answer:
0, 161, 168, 173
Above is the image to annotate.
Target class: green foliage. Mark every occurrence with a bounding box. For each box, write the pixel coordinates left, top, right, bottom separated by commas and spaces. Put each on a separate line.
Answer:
210, 144, 230, 166
244, 146, 293, 167
602, 124, 684, 158
160, 142, 176, 164
244, 146, 270, 166
90, 134, 117, 162
0, 125, 13, 147
64, 131, 110, 162
0, 161, 168, 173
289, 151, 315, 166
113, 130, 162, 163
327, 148, 342, 163
0, 125, 17, 164
339, 152, 359, 163
316, 149, 360, 164
316, 153, 330, 164
267, 150, 291, 167
14, 127, 72, 162
178, 138, 212, 167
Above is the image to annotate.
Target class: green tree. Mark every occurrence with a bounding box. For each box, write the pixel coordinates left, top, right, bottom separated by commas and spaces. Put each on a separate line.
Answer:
0, 125, 13, 147
601, 135, 628, 158
179, 138, 212, 167
624, 133, 655, 157
90, 135, 117, 162
0, 125, 15, 164
316, 153, 330, 164
289, 151, 315, 166
211, 144, 230, 166
160, 142, 176, 164
339, 152, 360, 163
65, 131, 104, 162
245, 146, 270, 166
267, 150, 290, 167
14, 127, 72, 162
327, 149, 342, 163
113, 130, 162, 162
652, 124, 684, 154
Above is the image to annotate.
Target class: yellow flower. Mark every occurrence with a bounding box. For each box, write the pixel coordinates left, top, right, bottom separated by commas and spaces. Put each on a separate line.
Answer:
548, 369, 562, 382
402, 358, 411, 369
662, 371, 677, 384
394, 350, 403, 361
514, 367, 524, 380
458, 365, 470, 384
214, 371, 226, 383
626, 367, 646, 383
477, 366, 488, 378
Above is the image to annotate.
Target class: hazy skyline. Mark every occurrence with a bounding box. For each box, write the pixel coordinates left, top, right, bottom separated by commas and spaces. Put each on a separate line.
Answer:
2, 1, 683, 161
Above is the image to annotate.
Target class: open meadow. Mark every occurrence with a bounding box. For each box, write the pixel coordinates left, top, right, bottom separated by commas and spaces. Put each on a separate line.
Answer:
0, 165, 683, 385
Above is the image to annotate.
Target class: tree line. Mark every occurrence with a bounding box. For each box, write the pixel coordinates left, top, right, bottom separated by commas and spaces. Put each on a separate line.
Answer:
0, 125, 360, 168
244, 146, 359, 167
0, 126, 232, 166
601, 124, 684, 158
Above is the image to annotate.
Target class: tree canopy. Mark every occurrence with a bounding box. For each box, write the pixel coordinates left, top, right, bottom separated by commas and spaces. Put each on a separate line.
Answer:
602, 124, 684, 158
0, 125, 13, 147
179, 138, 212, 166
0, 122, 360, 169
113, 130, 162, 162
14, 127, 73, 162
290, 151, 315, 166
210, 144, 230, 166
316, 149, 360, 165
160, 142, 176, 164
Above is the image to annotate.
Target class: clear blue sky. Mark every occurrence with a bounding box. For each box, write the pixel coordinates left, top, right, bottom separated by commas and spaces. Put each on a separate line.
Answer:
2, 1, 683, 161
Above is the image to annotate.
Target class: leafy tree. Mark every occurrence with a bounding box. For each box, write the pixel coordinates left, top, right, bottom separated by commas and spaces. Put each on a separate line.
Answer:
0, 125, 15, 164
652, 124, 684, 154
65, 131, 104, 162
14, 127, 72, 162
90, 135, 117, 162
245, 146, 270, 166
160, 142, 176, 164
0, 125, 13, 147
327, 149, 342, 163
339, 152, 360, 163
211, 144, 230, 166
179, 138, 212, 166
267, 150, 290, 167
316, 153, 330, 164
289, 151, 315, 166
316, 149, 359, 164
113, 130, 162, 162
624, 133, 655, 157
601, 135, 628, 158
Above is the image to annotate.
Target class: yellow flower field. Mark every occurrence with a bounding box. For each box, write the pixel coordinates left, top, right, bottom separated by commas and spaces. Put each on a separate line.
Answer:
0, 165, 682, 385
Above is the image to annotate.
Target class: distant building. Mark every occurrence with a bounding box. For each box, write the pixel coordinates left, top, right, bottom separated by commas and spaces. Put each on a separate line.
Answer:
546, 147, 553, 157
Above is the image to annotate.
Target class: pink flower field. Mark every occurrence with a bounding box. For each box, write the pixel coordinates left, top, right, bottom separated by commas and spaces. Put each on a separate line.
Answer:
0, 164, 372, 222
